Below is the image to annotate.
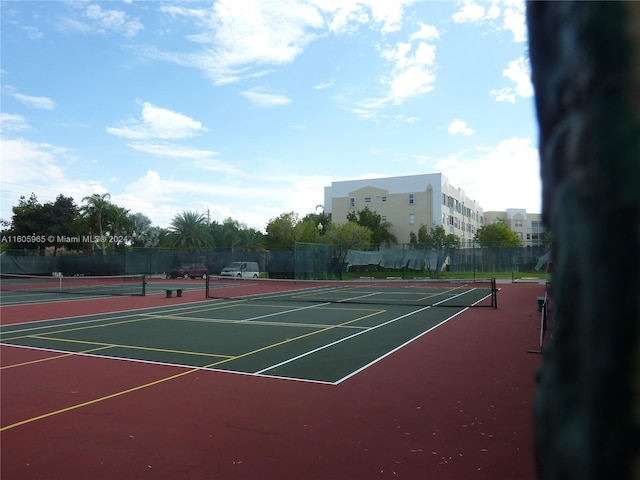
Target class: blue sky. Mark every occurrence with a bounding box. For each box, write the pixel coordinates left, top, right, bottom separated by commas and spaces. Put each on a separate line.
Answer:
1, 0, 539, 231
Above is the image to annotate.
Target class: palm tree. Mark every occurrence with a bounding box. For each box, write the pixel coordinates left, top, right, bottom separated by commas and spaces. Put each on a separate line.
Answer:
168, 211, 213, 252
128, 212, 153, 247
221, 218, 241, 251
105, 205, 132, 251
81, 193, 111, 255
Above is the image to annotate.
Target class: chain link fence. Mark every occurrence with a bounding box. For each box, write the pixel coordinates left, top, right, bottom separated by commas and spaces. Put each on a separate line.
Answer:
0, 244, 550, 279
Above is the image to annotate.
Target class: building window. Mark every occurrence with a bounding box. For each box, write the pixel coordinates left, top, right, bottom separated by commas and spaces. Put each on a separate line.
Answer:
364, 197, 371, 203
349, 197, 356, 208
381, 196, 387, 202
408, 193, 415, 205
382, 216, 387, 222
515, 220, 523, 228
442, 193, 446, 205
409, 214, 415, 224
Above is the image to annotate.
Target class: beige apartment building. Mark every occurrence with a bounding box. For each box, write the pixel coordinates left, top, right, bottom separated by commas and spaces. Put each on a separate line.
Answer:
483, 209, 546, 247
324, 173, 485, 247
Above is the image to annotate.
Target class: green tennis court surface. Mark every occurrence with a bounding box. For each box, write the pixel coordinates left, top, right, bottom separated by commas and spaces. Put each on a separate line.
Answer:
0, 299, 473, 384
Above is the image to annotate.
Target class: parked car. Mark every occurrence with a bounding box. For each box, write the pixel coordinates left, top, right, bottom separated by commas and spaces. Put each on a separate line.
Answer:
169, 263, 209, 279
220, 261, 260, 278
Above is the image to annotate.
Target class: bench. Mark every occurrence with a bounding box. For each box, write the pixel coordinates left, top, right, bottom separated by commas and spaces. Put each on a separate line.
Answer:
166, 289, 183, 298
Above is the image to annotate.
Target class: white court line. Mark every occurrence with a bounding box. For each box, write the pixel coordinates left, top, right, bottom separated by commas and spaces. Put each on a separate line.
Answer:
254, 305, 434, 375
0, 298, 249, 335
334, 308, 469, 384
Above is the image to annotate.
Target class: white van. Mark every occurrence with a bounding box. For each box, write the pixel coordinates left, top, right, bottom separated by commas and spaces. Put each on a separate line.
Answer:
220, 261, 260, 278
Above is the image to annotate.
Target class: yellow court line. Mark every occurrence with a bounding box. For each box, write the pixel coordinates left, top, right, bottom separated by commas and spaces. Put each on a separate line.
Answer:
30, 335, 233, 359
1, 307, 386, 432
228, 308, 387, 360
0, 367, 204, 432
0, 346, 113, 370
417, 285, 467, 303
141, 314, 368, 330
2, 316, 150, 342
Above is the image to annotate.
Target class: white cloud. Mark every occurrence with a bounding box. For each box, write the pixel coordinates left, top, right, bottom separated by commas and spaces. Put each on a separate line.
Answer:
504, 56, 533, 96
448, 119, 474, 136
491, 56, 533, 103
3, 86, 56, 110
54, 3, 143, 37
314, 81, 332, 90
435, 137, 541, 212
452, 1, 487, 23
155, 0, 422, 86
117, 169, 330, 230
382, 39, 438, 105
363, 0, 418, 34
395, 114, 420, 123
452, 0, 526, 43
106, 102, 207, 140
310, 0, 417, 35
84, 4, 143, 37
410, 23, 440, 41
127, 142, 219, 160
13, 93, 56, 110
0, 113, 30, 132
241, 89, 292, 108
501, 0, 527, 43
159, 0, 324, 85
23, 26, 44, 40
0, 138, 69, 185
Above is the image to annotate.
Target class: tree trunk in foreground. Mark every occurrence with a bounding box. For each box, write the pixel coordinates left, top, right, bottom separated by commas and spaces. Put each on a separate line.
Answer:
527, 1, 640, 479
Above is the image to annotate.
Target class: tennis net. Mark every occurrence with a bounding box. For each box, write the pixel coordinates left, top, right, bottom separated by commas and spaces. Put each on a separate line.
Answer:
205, 276, 497, 308
0, 274, 146, 296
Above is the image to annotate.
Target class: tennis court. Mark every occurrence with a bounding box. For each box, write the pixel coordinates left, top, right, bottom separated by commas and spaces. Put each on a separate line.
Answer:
1, 276, 541, 479
0, 277, 494, 384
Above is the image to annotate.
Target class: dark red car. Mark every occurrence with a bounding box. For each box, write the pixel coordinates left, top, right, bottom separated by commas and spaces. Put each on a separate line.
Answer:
169, 263, 209, 279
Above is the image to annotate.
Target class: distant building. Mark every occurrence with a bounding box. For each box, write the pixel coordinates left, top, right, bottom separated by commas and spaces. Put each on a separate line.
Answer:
483, 209, 546, 248
324, 173, 485, 247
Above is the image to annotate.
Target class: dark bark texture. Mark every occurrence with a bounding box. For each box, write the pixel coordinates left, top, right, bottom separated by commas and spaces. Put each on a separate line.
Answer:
527, 1, 640, 479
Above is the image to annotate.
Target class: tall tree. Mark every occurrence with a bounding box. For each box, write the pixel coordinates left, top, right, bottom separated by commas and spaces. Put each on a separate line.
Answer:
429, 225, 460, 249
221, 218, 242, 251
324, 222, 372, 278
346, 206, 397, 247
81, 193, 112, 255
265, 212, 299, 251
105, 204, 132, 251
302, 208, 331, 235
297, 219, 326, 243
235, 227, 265, 252
4, 193, 83, 254
43, 195, 83, 254
168, 211, 213, 252
128, 213, 153, 247
5, 194, 44, 252
473, 220, 522, 248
